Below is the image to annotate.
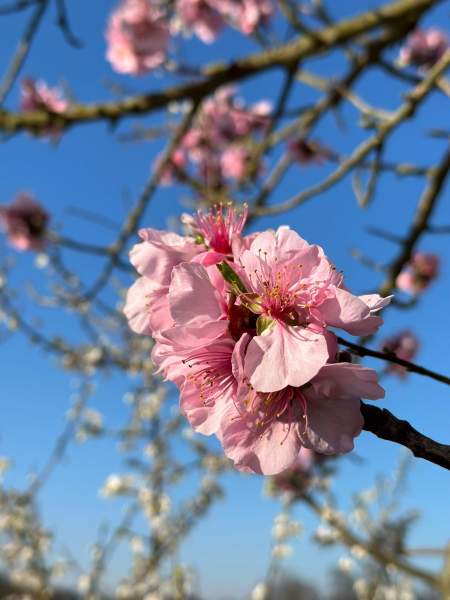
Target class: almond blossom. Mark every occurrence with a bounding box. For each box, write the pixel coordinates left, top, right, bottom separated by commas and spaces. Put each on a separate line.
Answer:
398, 28, 449, 69
20, 78, 69, 138
174, 0, 274, 42
215, 0, 274, 35
165, 87, 271, 186
21, 78, 69, 114
382, 330, 419, 378
106, 0, 169, 75
124, 204, 250, 334
396, 252, 439, 295
175, 0, 224, 43
0, 193, 49, 252
125, 207, 389, 475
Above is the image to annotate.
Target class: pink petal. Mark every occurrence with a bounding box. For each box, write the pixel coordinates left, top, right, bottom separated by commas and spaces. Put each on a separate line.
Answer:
299, 395, 363, 455
321, 287, 384, 336
311, 363, 385, 400
244, 324, 330, 392
169, 262, 223, 325
221, 409, 302, 475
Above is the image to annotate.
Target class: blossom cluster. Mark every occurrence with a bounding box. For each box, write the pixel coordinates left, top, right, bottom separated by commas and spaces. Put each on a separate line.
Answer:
124, 204, 390, 475
160, 86, 271, 186
106, 0, 275, 75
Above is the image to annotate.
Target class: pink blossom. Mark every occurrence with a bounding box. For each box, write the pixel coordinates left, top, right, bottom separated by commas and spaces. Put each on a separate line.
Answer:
231, 227, 390, 392
396, 252, 439, 295
220, 145, 251, 181
21, 78, 69, 114
382, 330, 419, 378
221, 342, 384, 474
123, 228, 201, 334
124, 205, 248, 335
399, 28, 449, 69
182, 203, 248, 255
20, 78, 69, 138
125, 214, 389, 475
106, 0, 169, 75
175, 0, 224, 43
0, 193, 49, 251
215, 0, 274, 35
168, 88, 271, 185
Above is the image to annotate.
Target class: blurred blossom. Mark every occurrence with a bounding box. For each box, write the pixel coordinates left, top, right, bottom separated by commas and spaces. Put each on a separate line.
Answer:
382, 330, 419, 377
0, 193, 49, 252
396, 252, 439, 295
220, 144, 252, 181
106, 0, 170, 75
175, 0, 274, 41
100, 474, 134, 497
159, 87, 271, 186
216, 0, 274, 35
251, 582, 269, 600
175, 0, 224, 42
272, 543, 293, 558
21, 78, 69, 114
287, 138, 330, 165
20, 78, 69, 138
398, 28, 449, 68
338, 556, 354, 573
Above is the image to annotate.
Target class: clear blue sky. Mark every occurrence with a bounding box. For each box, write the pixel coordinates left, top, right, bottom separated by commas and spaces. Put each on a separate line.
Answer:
0, 1, 449, 598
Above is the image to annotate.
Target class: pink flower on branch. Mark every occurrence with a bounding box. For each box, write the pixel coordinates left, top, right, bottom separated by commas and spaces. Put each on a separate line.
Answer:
214, 0, 274, 35
399, 28, 449, 69
20, 78, 69, 137
0, 193, 49, 252
174, 0, 274, 42
106, 0, 169, 75
382, 330, 419, 378
396, 252, 439, 295
21, 78, 69, 114
175, 0, 224, 43
125, 210, 390, 475
165, 87, 271, 186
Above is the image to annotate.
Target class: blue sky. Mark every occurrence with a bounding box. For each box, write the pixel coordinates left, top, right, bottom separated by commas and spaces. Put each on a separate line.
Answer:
0, 1, 449, 598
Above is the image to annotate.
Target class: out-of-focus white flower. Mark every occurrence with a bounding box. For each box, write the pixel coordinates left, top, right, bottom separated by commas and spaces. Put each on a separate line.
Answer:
338, 556, 354, 573
272, 543, 293, 559
272, 513, 302, 541
0, 457, 11, 478
99, 474, 134, 497
353, 578, 369, 598
251, 582, 269, 600
130, 535, 145, 554
315, 524, 338, 543
351, 544, 368, 559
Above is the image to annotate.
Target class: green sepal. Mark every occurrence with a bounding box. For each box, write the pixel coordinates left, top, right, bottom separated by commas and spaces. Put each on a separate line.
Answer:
256, 315, 276, 335
216, 261, 248, 295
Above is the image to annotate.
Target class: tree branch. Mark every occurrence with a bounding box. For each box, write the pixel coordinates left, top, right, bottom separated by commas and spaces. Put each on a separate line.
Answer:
361, 402, 450, 471
0, 0, 442, 133
337, 336, 450, 386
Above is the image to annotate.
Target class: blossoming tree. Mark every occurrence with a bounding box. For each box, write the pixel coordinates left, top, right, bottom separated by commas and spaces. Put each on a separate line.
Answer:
0, 0, 449, 598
